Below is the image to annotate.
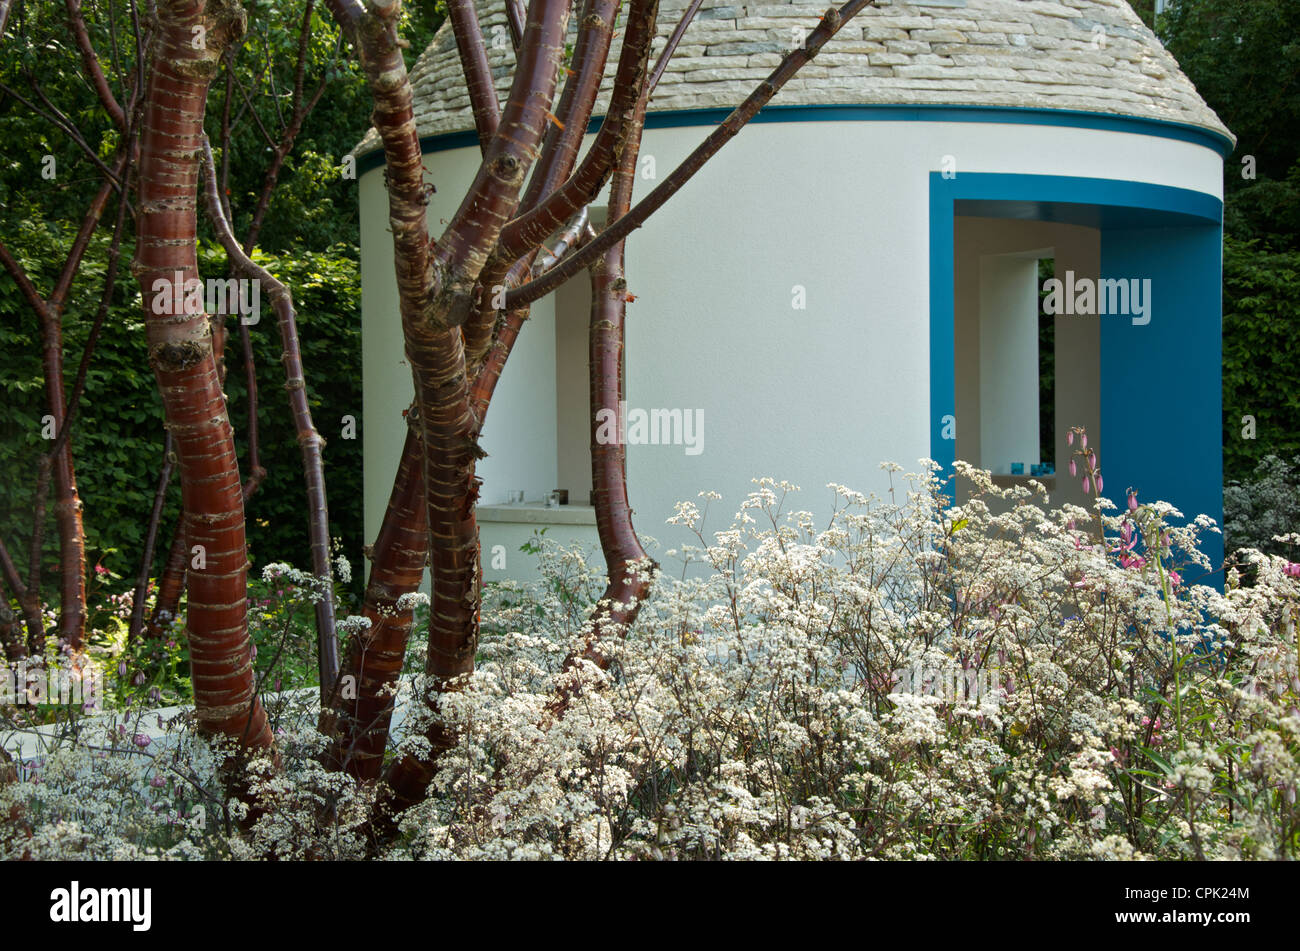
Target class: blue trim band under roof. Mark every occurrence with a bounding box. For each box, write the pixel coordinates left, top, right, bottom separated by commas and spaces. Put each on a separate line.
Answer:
353, 103, 1235, 175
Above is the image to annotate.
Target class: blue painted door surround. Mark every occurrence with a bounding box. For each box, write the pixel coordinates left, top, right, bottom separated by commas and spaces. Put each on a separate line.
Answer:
930, 173, 1225, 578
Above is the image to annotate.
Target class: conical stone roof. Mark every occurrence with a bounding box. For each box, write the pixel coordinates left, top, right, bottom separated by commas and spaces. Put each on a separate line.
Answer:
354, 0, 1231, 156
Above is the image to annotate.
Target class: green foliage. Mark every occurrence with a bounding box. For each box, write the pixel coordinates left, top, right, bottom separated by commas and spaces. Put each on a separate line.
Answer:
196, 242, 365, 585
1161, 0, 1300, 544
0, 0, 448, 614
0, 227, 364, 600
1163, 0, 1300, 224
0, 206, 167, 589
1221, 236, 1300, 485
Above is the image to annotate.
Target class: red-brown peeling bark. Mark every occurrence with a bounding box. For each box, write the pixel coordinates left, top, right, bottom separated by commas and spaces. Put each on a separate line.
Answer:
324, 423, 428, 781
0, 148, 131, 652
461, 0, 620, 372
328, 0, 875, 839
133, 0, 270, 749
583, 85, 654, 668
376, 0, 574, 820
147, 518, 189, 639
430, 0, 571, 304
0, 537, 40, 656
446, 0, 500, 152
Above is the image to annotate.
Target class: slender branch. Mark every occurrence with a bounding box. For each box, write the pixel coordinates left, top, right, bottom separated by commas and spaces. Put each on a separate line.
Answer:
518, 0, 620, 218
468, 206, 590, 421
648, 0, 702, 93
220, 52, 235, 221
48, 176, 133, 464
201, 136, 340, 700
505, 0, 525, 50
129, 432, 174, 642
0, 537, 42, 653
66, 0, 127, 131
237, 320, 267, 500
430, 0, 572, 295
581, 78, 654, 664
146, 516, 187, 640
0, 241, 52, 322
507, 0, 874, 308
1, 78, 126, 192
291, 0, 316, 114
461, 0, 619, 367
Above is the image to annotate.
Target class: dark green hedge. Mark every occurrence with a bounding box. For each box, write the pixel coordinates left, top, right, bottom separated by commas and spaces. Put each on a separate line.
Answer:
0, 224, 364, 597
1222, 236, 1300, 485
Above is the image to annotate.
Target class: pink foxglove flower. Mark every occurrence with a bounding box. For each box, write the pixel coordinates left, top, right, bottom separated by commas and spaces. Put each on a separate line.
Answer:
1067, 431, 1074, 446
1069, 459, 1077, 477
1082, 476, 1091, 494
1095, 473, 1103, 493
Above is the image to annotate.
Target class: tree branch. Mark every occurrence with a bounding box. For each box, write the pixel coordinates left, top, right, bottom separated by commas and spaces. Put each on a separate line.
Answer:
648, 0, 702, 93
508, 0, 873, 308
447, 0, 501, 152
492, 0, 658, 263
66, 0, 127, 131
129, 432, 173, 642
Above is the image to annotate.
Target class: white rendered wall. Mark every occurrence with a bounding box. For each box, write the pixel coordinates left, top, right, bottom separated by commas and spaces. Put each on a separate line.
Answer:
359, 118, 1223, 579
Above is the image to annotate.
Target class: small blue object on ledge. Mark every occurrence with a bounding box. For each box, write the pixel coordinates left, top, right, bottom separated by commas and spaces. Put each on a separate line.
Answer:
1030, 463, 1056, 477
1010, 462, 1024, 475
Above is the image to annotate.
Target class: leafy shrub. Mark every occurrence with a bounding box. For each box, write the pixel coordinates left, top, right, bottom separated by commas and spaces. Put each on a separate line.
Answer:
1224, 454, 1300, 560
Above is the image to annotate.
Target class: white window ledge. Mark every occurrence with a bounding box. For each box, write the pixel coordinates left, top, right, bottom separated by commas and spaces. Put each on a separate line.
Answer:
477, 502, 597, 526
990, 474, 1057, 491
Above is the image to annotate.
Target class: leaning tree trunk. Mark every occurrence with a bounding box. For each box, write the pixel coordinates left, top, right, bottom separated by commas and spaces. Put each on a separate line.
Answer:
324, 423, 428, 781
133, 0, 270, 750
374, 0, 574, 820
582, 84, 655, 668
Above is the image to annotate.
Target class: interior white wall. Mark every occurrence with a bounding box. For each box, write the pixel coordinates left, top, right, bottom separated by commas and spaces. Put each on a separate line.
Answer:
554, 275, 592, 505
358, 118, 1222, 576
978, 255, 1042, 474
954, 216, 1102, 508
476, 301, 559, 506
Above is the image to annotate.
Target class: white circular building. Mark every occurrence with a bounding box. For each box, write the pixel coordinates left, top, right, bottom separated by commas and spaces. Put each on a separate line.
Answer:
355, 0, 1233, 579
